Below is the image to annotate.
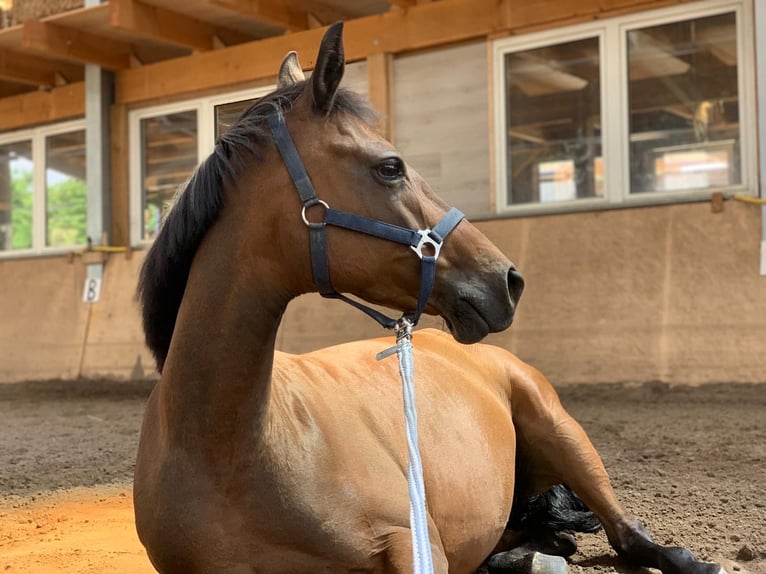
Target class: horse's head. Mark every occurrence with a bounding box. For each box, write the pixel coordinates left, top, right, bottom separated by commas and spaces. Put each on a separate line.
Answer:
225, 23, 523, 344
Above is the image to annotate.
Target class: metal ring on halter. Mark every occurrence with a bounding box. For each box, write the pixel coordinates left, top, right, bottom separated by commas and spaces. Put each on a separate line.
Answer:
410, 229, 442, 260
301, 199, 330, 227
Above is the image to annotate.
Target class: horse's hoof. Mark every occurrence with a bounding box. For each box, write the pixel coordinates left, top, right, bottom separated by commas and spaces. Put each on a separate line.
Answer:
529, 553, 568, 574
487, 549, 568, 574
534, 531, 577, 558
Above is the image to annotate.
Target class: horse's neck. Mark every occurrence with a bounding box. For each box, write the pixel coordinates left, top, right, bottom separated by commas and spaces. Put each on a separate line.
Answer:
158, 232, 292, 449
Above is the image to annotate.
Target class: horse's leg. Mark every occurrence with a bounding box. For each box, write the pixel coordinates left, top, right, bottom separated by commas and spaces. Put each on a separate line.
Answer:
381, 527, 449, 574
507, 367, 725, 574
486, 514, 571, 573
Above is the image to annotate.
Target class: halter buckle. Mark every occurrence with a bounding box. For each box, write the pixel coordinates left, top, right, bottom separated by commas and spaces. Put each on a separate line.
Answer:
301, 199, 329, 227
410, 229, 442, 260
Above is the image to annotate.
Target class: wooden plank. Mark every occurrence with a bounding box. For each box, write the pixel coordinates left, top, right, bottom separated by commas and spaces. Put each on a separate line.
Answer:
110, 102, 130, 248
110, 0, 239, 52
393, 42, 490, 217
486, 38, 497, 214
388, 0, 416, 8
208, 0, 307, 32
22, 20, 133, 70
367, 52, 392, 140
0, 82, 84, 131
0, 48, 80, 87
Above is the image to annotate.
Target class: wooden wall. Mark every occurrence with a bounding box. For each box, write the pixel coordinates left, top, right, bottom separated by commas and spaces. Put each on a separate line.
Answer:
2, 200, 762, 385
393, 41, 491, 217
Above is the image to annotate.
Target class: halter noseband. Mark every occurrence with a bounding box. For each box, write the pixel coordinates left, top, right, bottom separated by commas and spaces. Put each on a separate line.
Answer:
268, 112, 464, 330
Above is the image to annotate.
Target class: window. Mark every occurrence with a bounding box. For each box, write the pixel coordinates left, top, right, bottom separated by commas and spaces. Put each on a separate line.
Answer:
627, 12, 741, 194
129, 88, 272, 245
0, 140, 33, 251
493, 0, 755, 214
502, 36, 602, 206
46, 130, 86, 247
0, 120, 86, 255
215, 99, 256, 139
139, 110, 198, 241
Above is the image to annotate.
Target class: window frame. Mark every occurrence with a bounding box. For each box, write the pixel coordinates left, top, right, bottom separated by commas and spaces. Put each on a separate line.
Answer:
492, 0, 756, 216
128, 86, 274, 247
0, 118, 87, 259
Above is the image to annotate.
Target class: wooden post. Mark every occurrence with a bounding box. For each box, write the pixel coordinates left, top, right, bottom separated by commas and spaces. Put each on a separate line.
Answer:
367, 52, 393, 141
110, 103, 130, 247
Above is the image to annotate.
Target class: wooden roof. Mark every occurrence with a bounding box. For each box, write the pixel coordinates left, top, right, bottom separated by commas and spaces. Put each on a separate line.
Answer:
0, 0, 415, 98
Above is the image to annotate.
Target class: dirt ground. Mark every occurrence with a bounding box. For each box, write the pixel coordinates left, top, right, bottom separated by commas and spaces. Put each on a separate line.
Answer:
0, 379, 764, 574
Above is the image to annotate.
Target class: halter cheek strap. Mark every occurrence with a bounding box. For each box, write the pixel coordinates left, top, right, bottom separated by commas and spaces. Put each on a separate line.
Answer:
267, 112, 464, 329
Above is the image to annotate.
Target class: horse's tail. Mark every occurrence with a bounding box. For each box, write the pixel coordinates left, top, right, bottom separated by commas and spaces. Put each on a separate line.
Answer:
509, 484, 602, 533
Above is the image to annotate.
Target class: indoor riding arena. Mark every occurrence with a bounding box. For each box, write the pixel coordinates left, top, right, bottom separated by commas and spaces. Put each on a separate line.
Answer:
1, 0, 765, 573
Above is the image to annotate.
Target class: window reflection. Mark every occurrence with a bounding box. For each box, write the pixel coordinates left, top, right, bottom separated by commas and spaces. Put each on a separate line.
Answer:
215, 99, 257, 139
46, 130, 86, 247
627, 12, 740, 193
140, 111, 197, 240
504, 37, 602, 205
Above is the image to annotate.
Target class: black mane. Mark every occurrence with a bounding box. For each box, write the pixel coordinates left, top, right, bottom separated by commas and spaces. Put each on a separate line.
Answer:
137, 81, 375, 373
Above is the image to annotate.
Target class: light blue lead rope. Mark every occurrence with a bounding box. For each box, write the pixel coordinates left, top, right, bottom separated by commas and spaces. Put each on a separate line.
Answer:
377, 319, 434, 574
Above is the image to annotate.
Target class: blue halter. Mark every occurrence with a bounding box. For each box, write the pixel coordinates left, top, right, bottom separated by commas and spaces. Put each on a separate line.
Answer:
268, 112, 464, 330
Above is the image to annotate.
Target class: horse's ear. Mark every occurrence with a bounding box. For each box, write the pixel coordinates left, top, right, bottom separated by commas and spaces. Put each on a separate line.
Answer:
278, 51, 305, 88
310, 21, 345, 114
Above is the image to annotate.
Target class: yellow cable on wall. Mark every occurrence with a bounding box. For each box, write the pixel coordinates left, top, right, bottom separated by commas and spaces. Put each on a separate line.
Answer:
732, 193, 766, 205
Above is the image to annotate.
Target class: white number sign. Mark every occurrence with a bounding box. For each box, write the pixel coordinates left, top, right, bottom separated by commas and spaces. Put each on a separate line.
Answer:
82, 277, 102, 303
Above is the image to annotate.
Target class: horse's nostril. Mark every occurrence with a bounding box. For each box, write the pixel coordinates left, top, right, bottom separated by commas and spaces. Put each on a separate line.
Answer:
507, 268, 525, 304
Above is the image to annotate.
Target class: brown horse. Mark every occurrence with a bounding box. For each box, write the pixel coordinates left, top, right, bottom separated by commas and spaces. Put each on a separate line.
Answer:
134, 23, 725, 574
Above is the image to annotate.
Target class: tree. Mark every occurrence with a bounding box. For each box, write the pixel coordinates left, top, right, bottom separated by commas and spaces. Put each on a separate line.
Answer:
10, 167, 33, 250
46, 177, 87, 247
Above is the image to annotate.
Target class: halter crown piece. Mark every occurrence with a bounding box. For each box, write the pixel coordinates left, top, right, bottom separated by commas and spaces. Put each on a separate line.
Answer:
267, 112, 464, 329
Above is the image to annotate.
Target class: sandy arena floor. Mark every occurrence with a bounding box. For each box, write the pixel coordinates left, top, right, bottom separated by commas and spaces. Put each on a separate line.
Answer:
0, 379, 764, 573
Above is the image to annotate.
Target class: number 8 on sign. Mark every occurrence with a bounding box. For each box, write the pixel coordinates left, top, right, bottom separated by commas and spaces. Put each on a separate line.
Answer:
82, 277, 102, 303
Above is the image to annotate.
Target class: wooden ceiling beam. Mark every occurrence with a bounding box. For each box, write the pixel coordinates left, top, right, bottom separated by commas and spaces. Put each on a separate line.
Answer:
117, 0, 700, 106
110, 0, 245, 52
0, 82, 85, 132
209, 0, 308, 32
118, 0, 505, 104
22, 20, 133, 70
0, 49, 80, 87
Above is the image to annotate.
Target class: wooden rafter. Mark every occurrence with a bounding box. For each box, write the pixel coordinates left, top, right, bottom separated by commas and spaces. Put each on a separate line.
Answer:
22, 20, 133, 70
209, 0, 307, 32
109, 0, 250, 52
0, 48, 79, 87
0, 82, 85, 132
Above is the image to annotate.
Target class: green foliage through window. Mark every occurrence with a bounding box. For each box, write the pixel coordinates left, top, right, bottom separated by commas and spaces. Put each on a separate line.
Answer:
46, 177, 87, 247
10, 167, 33, 249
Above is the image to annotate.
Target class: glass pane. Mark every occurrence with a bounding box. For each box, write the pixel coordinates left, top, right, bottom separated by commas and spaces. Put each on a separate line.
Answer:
140, 110, 198, 240
0, 140, 33, 251
46, 130, 86, 247
627, 12, 739, 194
504, 37, 602, 205
215, 98, 257, 138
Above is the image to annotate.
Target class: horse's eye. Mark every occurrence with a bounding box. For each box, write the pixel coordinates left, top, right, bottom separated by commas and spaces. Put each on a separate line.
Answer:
374, 158, 405, 183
